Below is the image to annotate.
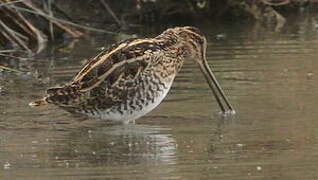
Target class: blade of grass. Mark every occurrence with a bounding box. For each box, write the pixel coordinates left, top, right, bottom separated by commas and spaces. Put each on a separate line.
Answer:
48, 0, 55, 40
0, 65, 24, 73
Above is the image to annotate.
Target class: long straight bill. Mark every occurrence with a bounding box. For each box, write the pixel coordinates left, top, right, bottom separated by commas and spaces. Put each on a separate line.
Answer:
199, 60, 235, 114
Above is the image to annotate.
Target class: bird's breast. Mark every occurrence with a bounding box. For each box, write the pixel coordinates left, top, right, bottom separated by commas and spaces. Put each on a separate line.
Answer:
87, 72, 175, 122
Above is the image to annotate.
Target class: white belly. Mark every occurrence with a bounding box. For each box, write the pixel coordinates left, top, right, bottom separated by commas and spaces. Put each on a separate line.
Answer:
88, 80, 173, 122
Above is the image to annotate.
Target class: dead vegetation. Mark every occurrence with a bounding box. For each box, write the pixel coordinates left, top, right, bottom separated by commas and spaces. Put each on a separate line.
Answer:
0, 0, 316, 61
0, 0, 85, 58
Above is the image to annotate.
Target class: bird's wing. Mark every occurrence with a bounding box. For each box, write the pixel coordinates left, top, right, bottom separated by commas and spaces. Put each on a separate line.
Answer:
29, 38, 165, 108
72, 38, 163, 92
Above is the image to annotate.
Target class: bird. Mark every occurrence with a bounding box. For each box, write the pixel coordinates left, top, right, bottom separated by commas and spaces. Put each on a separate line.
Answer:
29, 26, 235, 122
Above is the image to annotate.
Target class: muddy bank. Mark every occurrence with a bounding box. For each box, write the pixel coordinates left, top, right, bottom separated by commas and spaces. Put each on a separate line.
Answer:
0, 0, 317, 58
55, 0, 317, 26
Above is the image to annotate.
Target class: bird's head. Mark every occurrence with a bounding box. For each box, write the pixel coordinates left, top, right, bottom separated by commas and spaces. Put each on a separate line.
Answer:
160, 26, 208, 64
159, 26, 235, 114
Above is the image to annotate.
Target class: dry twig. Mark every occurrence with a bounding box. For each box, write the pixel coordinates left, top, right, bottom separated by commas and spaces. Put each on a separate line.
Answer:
100, 0, 122, 26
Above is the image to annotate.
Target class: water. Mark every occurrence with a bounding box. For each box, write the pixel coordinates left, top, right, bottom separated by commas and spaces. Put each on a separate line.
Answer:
1, 20, 318, 179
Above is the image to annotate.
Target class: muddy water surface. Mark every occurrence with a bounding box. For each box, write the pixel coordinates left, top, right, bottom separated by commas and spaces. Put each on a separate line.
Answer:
1, 22, 318, 179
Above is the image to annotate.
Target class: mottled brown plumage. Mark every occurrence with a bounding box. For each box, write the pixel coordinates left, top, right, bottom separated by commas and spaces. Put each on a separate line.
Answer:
30, 26, 234, 122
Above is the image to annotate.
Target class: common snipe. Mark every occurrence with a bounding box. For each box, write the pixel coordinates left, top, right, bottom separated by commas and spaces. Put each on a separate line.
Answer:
30, 26, 234, 122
